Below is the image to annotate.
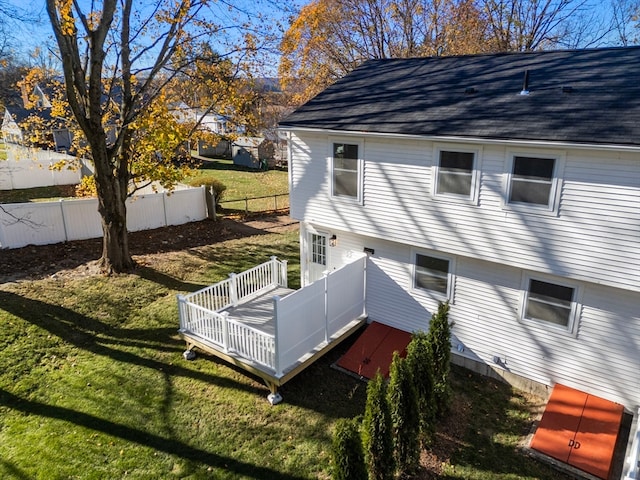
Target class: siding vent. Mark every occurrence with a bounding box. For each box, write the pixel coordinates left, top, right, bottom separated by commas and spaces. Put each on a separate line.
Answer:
520, 70, 530, 95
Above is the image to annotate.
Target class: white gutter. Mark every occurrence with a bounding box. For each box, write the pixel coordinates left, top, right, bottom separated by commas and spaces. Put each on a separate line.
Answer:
277, 126, 640, 154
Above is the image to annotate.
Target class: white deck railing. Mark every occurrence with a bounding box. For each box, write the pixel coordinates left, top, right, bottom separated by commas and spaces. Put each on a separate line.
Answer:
273, 254, 367, 376
182, 256, 287, 311
178, 256, 286, 370
623, 406, 640, 480
178, 254, 367, 377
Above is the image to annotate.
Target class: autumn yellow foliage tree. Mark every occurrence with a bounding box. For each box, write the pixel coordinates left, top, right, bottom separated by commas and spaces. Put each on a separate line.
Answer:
43, 0, 264, 273
279, 0, 489, 105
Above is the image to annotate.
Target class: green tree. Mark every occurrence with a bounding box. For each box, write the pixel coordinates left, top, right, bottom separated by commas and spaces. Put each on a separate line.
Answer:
406, 331, 436, 446
427, 301, 452, 417
362, 371, 395, 480
331, 417, 367, 480
387, 351, 420, 476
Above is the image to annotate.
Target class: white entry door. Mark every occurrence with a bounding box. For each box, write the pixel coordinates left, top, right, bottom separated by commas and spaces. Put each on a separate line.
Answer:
307, 232, 328, 284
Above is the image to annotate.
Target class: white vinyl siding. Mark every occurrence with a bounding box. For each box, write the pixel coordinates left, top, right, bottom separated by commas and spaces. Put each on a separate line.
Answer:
301, 227, 639, 408
288, 132, 639, 293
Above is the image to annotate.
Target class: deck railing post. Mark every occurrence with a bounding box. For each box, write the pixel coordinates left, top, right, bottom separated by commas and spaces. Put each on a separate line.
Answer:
177, 294, 186, 330
222, 312, 230, 353
281, 260, 288, 288
362, 256, 367, 317
273, 296, 281, 376
324, 271, 330, 343
229, 273, 238, 307
270, 255, 278, 287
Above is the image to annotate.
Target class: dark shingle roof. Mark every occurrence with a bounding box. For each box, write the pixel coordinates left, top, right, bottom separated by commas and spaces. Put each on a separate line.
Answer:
280, 47, 640, 147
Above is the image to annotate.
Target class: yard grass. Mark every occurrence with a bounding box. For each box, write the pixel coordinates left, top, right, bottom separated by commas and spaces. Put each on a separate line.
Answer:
0, 184, 77, 203
184, 157, 289, 214
0, 229, 570, 479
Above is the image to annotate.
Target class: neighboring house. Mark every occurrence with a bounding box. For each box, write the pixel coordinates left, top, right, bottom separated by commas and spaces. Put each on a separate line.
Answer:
278, 46, 640, 412
2, 83, 72, 152
232, 136, 275, 169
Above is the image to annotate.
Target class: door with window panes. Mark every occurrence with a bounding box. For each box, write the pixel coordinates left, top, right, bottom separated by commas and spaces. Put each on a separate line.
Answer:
307, 232, 328, 284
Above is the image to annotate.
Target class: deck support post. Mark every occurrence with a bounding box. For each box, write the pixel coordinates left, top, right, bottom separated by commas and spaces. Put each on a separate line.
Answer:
270, 256, 278, 287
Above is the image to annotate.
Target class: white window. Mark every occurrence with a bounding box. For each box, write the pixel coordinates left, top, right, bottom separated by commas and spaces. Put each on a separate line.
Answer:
413, 252, 454, 300
521, 276, 579, 332
505, 153, 563, 213
310, 233, 327, 266
432, 145, 481, 203
332, 142, 362, 202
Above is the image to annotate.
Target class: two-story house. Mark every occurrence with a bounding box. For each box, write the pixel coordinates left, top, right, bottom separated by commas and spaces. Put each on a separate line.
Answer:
278, 46, 640, 412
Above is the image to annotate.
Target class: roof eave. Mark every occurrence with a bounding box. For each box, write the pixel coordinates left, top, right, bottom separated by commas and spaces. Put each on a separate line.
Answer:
277, 125, 640, 153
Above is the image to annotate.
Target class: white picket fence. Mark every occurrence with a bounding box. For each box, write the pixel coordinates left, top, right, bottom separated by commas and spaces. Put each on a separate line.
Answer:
0, 147, 82, 189
0, 186, 208, 249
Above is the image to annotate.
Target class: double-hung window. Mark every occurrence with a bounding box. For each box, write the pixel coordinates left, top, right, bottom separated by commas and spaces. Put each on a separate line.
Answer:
507, 155, 561, 211
413, 252, 454, 300
522, 277, 579, 332
434, 150, 476, 199
332, 142, 362, 201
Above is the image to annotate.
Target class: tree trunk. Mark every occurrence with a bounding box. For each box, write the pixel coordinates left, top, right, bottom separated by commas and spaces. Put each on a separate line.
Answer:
97, 188, 134, 274
93, 146, 134, 274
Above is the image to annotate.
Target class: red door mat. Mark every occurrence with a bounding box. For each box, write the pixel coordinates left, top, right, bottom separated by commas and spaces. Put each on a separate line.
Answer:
530, 384, 624, 479
336, 322, 412, 379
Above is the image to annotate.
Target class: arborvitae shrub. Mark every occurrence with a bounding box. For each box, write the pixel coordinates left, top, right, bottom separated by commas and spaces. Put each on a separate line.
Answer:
427, 301, 452, 417
387, 351, 420, 476
331, 417, 367, 480
362, 371, 395, 480
406, 331, 436, 446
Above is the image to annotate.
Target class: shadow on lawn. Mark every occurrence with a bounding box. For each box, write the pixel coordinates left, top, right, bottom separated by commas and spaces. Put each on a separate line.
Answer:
0, 388, 306, 480
438, 366, 570, 480
0, 290, 265, 397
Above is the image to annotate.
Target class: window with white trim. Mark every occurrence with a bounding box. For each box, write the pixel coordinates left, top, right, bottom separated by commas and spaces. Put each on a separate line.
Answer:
508, 156, 556, 207
310, 233, 327, 266
413, 252, 453, 299
522, 277, 577, 330
332, 142, 361, 201
436, 150, 475, 197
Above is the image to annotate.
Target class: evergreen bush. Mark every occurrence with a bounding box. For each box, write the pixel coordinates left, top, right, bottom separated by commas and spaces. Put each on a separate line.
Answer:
331, 417, 367, 480
406, 331, 436, 446
427, 301, 452, 417
387, 351, 420, 475
362, 371, 395, 480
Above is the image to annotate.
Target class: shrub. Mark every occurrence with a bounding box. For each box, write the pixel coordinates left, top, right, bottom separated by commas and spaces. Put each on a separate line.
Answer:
75, 175, 97, 197
205, 178, 227, 206
362, 371, 395, 480
331, 417, 367, 480
387, 351, 420, 475
406, 331, 436, 446
427, 301, 452, 417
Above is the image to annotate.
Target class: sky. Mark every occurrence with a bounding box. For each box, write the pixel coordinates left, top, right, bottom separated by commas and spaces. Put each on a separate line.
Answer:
4, 0, 304, 75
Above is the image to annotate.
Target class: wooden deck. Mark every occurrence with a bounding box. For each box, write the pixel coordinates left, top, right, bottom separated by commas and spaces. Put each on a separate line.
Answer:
180, 285, 366, 404
178, 256, 368, 404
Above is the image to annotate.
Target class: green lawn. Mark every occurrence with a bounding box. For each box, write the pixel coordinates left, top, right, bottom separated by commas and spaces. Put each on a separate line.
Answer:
0, 228, 569, 479
185, 158, 289, 214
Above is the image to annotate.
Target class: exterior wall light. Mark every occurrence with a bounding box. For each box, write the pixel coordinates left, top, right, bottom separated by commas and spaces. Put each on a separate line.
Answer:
329, 234, 337, 247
